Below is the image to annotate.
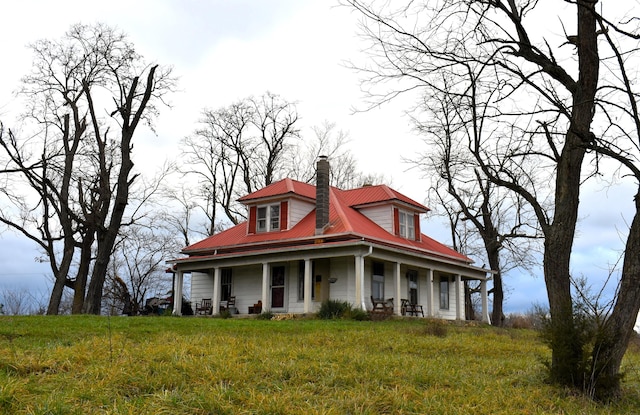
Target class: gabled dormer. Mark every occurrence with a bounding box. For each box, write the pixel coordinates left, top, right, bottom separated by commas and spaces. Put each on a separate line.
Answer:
238, 178, 316, 235
343, 184, 429, 242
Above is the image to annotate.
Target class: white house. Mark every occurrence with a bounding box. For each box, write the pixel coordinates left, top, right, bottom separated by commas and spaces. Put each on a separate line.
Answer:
169, 157, 491, 321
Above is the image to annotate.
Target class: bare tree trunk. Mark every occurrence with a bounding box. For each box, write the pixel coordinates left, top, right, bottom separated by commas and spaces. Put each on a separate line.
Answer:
71, 234, 94, 314
83, 67, 156, 314
544, 0, 599, 386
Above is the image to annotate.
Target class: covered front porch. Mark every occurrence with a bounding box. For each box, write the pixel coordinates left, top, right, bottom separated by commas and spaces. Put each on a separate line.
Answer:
169, 242, 491, 322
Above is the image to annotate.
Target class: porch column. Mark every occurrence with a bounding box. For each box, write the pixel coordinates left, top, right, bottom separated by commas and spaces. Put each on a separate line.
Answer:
172, 270, 183, 316
355, 255, 366, 310
303, 259, 312, 313
481, 279, 490, 323
455, 274, 462, 320
212, 267, 221, 316
394, 262, 401, 315
426, 268, 434, 317
261, 262, 270, 311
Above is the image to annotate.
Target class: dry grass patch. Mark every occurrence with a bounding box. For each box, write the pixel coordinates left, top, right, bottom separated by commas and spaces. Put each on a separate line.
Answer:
0, 316, 639, 414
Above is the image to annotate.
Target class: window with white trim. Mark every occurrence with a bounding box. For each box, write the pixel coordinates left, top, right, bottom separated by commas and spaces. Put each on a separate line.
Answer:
257, 204, 280, 232
440, 276, 450, 310
407, 270, 418, 304
221, 268, 232, 302
398, 210, 415, 239
371, 262, 385, 300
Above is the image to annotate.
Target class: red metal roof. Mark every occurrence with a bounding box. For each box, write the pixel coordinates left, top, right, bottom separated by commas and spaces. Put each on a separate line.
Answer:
342, 185, 430, 212
182, 179, 469, 263
237, 178, 316, 202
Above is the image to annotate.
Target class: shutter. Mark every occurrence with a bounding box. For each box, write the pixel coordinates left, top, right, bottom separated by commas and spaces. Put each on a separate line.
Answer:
280, 201, 288, 230
248, 206, 257, 234
414, 213, 421, 241
393, 207, 400, 235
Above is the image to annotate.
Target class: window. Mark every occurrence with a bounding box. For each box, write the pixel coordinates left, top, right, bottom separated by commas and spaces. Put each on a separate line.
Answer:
221, 268, 232, 302
398, 210, 415, 239
407, 270, 418, 304
372, 262, 385, 300
257, 204, 280, 232
440, 276, 449, 309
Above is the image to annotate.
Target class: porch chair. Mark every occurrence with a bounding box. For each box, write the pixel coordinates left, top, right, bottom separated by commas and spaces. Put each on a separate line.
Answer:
220, 296, 236, 312
401, 298, 424, 317
195, 298, 213, 315
401, 299, 409, 316
371, 296, 394, 315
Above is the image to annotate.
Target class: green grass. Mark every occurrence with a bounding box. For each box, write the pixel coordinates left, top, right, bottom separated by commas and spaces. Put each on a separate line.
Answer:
0, 316, 639, 414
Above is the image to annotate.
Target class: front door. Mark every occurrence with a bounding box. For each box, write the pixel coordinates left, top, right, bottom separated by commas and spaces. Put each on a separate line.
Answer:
271, 265, 285, 308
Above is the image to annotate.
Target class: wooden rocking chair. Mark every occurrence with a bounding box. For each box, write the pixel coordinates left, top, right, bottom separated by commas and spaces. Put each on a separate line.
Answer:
195, 298, 212, 315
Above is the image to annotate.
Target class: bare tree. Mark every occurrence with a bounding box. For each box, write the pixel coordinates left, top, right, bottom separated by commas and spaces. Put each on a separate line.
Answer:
0, 23, 175, 315
411, 75, 541, 326
102, 221, 177, 315
181, 92, 300, 229
286, 120, 387, 189
344, 0, 640, 399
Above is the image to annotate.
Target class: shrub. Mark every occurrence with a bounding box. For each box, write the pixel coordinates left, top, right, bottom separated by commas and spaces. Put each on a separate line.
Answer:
317, 300, 352, 319
345, 307, 370, 321
217, 309, 232, 319
256, 310, 274, 320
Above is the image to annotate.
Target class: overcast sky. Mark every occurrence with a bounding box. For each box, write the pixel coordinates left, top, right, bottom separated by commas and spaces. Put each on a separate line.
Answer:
0, 1, 636, 319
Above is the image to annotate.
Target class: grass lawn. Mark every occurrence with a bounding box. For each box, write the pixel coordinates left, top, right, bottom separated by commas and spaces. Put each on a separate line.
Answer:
1, 315, 639, 414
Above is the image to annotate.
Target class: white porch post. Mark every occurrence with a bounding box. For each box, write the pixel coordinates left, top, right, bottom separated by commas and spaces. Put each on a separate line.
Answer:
455, 274, 462, 320
481, 279, 490, 323
426, 268, 434, 317
394, 262, 401, 315
172, 270, 183, 316
261, 262, 270, 311
355, 255, 366, 310
304, 259, 312, 313
212, 267, 221, 316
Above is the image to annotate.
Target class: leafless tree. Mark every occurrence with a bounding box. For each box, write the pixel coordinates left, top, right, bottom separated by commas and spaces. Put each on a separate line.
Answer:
0, 23, 175, 315
181, 92, 300, 229
101, 221, 177, 315
344, 0, 640, 399
286, 120, 387, 189
411, 75, 542, 326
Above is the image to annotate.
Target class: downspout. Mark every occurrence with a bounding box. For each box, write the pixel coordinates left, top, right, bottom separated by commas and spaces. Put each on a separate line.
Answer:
360, 244, 373, 310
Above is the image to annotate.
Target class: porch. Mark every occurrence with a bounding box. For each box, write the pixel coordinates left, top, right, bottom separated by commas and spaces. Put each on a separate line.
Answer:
169, 243, 491, 322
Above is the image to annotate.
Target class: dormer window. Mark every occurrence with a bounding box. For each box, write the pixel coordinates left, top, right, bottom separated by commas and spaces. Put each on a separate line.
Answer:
394, 207, 420, 241
248, 201, 288, 234
398, 210, 415, 239
257, 204, 280, 232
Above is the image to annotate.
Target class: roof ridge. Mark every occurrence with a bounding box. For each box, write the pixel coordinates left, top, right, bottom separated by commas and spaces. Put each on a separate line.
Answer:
284, 178, 295, 193
380, 184, 396, 199
329, 187, 354, 232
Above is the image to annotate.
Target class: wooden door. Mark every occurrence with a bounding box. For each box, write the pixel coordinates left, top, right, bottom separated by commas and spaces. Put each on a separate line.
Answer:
271, 266, 285, 308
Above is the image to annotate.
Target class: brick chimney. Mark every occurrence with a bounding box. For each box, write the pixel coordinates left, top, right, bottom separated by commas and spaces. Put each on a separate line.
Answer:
315, 155, 330, 235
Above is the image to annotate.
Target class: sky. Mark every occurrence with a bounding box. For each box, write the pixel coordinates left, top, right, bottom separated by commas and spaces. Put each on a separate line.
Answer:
0, 0, 636, 320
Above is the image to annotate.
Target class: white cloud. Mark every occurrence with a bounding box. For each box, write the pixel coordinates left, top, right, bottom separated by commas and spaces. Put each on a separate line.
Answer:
1, 1, 637, 318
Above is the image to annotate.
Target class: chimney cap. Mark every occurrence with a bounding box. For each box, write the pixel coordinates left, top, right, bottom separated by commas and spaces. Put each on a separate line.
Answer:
318, 155, 328, 160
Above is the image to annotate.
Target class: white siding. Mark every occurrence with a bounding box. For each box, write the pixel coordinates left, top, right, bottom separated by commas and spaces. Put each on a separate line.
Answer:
328, 257, 352, 304
288, 199, 315, 228
232, 265, 263, 314
190, 271, 214, 313
359, 205, 394, 233
433, 276, 460, 320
